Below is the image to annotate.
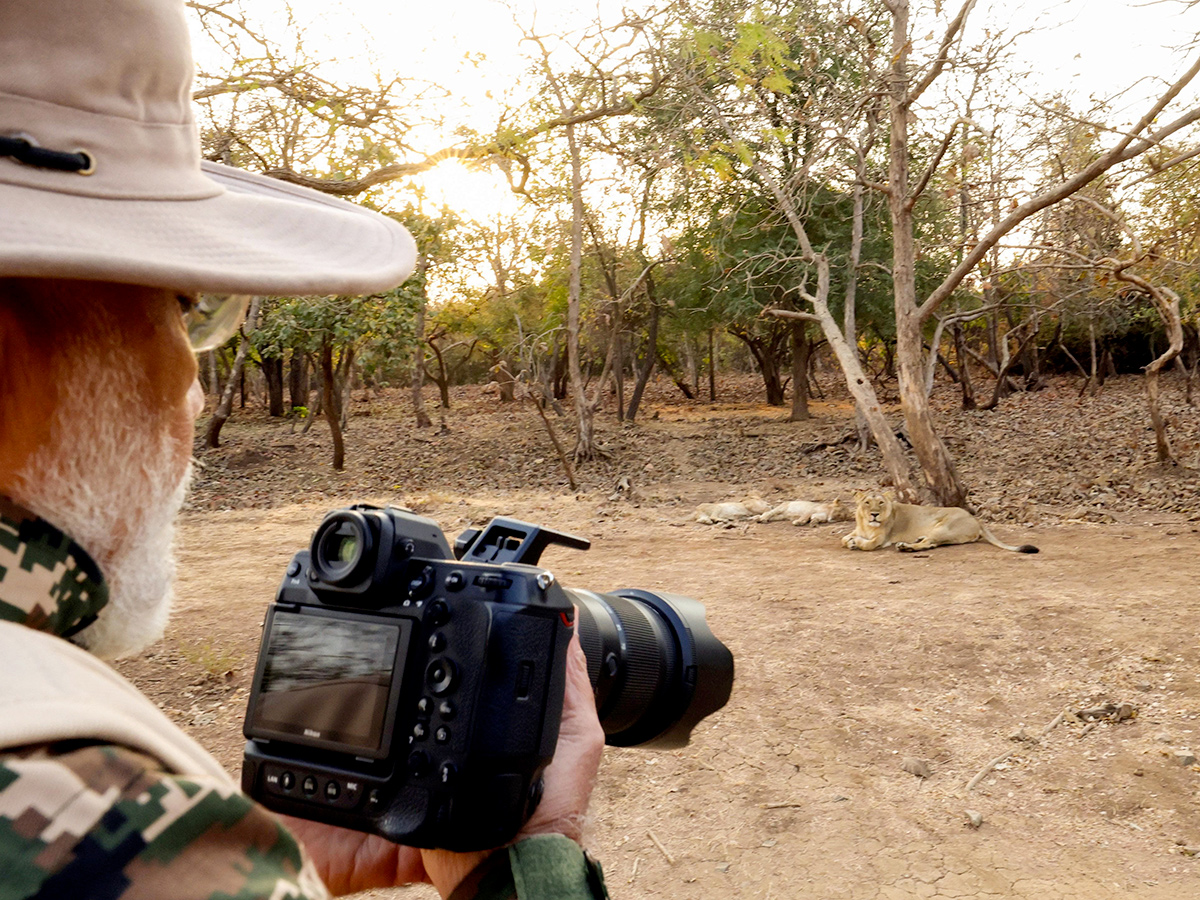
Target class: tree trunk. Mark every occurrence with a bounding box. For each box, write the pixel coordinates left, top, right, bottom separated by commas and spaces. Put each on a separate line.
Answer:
203, 297, 263, 448
656, 350, 695, 399
207, 350, 220, 397
411, 291, 432, 429
789, 320, 811, 421
426, 338, 453, 409
708, 327, 717, 402
338, 348, 355, 432
626, 299, 659, 422
683, 335, 699, 397
761, 354, 786, 406
614, 331, 626, 421
262, 355, 285, 417
321, 340, 345, 470
885, 0, 966, 507
897, 306, 966, 506
493, 354, 517, 402
767, 303, 918, 500
953, 322, 977, 410
729, 327, 787, 405
563, 124, 598, 461
1113, 274, 1184, 465
288, 351, 309, 412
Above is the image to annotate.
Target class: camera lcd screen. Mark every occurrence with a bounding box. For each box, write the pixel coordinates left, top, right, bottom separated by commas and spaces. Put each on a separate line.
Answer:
250, 610, 410, 756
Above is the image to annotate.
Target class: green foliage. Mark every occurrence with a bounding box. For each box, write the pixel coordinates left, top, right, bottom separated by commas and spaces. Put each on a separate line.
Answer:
255, 286, 420, 382
659, 184, 896, 338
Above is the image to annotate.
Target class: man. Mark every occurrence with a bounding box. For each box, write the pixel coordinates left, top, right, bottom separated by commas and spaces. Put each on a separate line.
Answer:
0, 1, 607, 898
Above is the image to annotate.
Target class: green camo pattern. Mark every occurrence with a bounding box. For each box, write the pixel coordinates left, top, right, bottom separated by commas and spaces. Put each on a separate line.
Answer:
0, 497, 108, 638
0, 498, 328, 899
0, 743, 329, 900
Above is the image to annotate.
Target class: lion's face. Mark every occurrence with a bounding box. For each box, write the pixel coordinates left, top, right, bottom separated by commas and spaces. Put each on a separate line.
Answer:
855, 491, 895, 531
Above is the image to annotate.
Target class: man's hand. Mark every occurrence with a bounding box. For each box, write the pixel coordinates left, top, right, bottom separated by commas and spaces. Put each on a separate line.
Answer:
285, 626, 605, 898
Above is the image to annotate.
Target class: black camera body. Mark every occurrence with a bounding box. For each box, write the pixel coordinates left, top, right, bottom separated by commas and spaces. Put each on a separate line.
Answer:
242, 506, 577, 850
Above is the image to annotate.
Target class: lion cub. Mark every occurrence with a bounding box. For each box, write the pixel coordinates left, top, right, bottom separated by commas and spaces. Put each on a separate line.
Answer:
841, 491, 1038, 553
757, 498, 851, 526
694, 498, 771, 524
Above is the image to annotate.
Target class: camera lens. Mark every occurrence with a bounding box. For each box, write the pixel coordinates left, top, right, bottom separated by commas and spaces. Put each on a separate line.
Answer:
311, 510, 375, 586
566, 589, 733, 748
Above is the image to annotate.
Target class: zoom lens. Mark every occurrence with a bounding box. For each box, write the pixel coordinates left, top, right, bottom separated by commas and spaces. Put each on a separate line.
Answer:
310, 510, 375, 586
566, 589, 733, 748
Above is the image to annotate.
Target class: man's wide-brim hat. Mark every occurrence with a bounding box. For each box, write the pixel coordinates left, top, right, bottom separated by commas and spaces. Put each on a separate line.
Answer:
0, 0, 416, 296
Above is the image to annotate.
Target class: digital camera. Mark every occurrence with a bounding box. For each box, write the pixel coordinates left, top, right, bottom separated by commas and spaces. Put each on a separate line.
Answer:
241, 505, 734, 850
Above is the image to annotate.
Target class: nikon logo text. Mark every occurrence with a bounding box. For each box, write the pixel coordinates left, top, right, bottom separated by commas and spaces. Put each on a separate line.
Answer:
304, 728, 321, 738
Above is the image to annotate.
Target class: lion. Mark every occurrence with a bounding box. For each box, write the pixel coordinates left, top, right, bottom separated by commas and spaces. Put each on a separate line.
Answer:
841, 491, 1038, 553
757, 498, 852, 526
694, 497, 771, 525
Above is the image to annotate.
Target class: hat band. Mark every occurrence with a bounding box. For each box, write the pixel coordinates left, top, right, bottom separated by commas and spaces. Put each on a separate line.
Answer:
0, 91, 220, 201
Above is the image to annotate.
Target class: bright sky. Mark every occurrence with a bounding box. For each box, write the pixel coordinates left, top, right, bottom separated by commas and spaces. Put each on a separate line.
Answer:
251, 0, 1200, 220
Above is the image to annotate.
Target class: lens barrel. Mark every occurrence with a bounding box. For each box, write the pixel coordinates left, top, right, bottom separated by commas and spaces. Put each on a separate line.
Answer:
567, 588, 733, 748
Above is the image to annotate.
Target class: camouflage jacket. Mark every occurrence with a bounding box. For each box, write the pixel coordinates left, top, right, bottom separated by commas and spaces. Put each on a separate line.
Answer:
0, 497, 329, 900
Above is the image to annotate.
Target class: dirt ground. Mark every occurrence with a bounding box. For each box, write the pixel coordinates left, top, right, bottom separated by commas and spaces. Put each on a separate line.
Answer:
114, 373, 1200, 899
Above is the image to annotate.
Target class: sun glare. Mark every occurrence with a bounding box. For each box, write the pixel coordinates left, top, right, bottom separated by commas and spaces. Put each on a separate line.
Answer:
417, 158, 526, 223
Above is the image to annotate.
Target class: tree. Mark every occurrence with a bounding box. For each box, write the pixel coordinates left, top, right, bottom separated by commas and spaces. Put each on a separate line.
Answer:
397, 208, 460, 428
257, 289, 419, 469
521, 16, 665, 461
204, 296, 264, 447
879, 0, 1200, 505
650, 0, 926, 497
655, 0, 1200, 505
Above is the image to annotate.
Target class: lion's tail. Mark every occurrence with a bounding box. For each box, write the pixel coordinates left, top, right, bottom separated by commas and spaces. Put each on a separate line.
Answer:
979, 524, 1039, 554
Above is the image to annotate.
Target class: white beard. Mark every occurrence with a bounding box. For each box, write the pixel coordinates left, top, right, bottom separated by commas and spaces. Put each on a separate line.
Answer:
12, 358, 191, 660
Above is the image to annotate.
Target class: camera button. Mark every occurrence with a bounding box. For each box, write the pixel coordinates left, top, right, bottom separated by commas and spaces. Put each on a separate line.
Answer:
325, 780, 341, 801
279, 771, 296, 791
426, 659, 458, 695
435, 726, 451, 744
407, 750, 431, 777
437, 699, 455, 720
439, 762, 457, 785
416, 696, 432, 716
426, 599, 451, 627
427, 632, 446, 652
444, 571, 465, 591
409, 565, 438, 601
341, 779, 363, 808
412, 722, 428, 741
302, 776, 318, 796
286, 560, 301, 577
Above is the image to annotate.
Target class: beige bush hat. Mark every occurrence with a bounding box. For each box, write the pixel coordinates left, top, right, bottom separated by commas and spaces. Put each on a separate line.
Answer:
0, 0, 416, 296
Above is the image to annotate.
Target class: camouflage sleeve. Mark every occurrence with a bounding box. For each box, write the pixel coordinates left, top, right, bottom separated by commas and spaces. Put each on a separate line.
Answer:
0, 742, 330, 900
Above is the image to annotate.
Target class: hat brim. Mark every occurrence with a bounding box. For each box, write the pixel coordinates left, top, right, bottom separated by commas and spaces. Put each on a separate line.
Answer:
0, 161, 417, 296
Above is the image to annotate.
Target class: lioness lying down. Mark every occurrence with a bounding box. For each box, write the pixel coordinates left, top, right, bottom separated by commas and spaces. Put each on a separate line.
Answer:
694, 498, 771, 524
757, 498, 851, 526
842, 491, 1038, 553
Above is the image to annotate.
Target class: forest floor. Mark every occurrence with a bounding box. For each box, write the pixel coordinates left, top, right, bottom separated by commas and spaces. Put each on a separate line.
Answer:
114, 370, 1200, 899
